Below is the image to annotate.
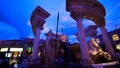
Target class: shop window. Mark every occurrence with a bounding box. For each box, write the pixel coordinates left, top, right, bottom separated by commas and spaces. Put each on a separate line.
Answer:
112, 34, 119, 41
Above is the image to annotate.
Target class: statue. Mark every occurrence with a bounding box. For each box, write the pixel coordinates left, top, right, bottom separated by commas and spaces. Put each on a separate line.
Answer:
87, 37, 112, 63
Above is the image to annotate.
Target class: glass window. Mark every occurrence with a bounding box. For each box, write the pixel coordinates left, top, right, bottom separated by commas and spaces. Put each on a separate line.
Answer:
112, 34, 119, 41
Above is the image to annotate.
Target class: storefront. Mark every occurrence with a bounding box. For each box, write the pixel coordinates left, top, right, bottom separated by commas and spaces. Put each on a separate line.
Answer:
0, 47, 23, 58
0, 47, 24, 64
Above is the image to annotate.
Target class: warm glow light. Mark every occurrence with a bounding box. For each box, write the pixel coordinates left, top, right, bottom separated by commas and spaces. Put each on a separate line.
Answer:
116, 44, 120, 50
13, 52, 18, 57
10, 48, 23, 51
0, 48, 8, 52
112, 34, 119, 41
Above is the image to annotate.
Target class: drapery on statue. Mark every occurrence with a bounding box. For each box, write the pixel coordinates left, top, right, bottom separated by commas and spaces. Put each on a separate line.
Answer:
87, 37, 112, 63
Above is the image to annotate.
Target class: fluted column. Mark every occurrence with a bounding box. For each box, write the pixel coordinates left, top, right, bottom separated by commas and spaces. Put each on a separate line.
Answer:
100, 26, 115, 58
30, 27, 41, 64
76, 18, 93, 64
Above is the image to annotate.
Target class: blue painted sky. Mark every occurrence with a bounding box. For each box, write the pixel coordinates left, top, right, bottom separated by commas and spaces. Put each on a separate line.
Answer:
0, 0, 120, 43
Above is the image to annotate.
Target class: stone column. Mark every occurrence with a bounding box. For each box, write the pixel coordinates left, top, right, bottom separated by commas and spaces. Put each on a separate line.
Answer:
30, 27, 41, 64
100, 26, 115, 58
76, 18, 93, 64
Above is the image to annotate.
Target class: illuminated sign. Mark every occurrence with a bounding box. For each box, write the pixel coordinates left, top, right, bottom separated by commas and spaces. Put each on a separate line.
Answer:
10, 48, 23, 52
0, 48, 8, 52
